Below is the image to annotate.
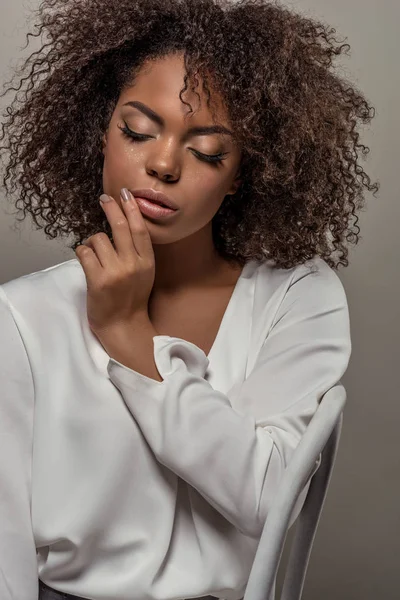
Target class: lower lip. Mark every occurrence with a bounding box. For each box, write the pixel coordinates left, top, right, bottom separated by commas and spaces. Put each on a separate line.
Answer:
135, 196, 177, 219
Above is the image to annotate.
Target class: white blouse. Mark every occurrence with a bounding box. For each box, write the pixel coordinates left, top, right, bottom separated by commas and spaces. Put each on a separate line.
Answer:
0, 255, 351, 600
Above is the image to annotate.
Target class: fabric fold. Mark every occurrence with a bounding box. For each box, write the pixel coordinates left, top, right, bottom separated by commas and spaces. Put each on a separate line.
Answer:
106, 259, 351, 539
0, 255, 352, 600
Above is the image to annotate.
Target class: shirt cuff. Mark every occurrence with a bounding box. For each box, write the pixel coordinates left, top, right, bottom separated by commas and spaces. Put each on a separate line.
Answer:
107, 334, 210, 391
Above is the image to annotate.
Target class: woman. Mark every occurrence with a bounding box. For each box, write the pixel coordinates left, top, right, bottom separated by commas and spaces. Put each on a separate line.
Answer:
0, 0, 378, 599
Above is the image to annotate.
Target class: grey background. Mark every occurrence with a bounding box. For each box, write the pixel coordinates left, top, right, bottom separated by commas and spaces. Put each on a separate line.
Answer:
0, 1, 398, 599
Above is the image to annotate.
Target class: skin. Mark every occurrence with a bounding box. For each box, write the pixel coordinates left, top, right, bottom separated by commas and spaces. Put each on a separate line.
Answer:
101, 51, 244, 296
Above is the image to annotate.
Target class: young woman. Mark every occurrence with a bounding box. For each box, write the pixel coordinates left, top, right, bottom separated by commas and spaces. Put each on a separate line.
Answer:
0, 0, 379, 599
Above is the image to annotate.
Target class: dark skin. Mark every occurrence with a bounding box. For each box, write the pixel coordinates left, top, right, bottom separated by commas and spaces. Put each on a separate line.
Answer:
101, 52, 244, 299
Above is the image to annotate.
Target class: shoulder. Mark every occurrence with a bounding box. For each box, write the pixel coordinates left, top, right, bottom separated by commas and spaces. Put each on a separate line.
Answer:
250, 255, 348, 319
1, 257, 84, 302
0, 258, 87, 331
288, 255, 348, 309
257, 254, 347, 305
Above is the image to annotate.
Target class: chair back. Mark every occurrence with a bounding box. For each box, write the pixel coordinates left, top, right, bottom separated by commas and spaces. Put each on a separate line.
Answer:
242, 384, 347, 600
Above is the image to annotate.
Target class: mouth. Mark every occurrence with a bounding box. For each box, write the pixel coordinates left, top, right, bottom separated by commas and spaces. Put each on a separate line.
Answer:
130, 188, 178, 211
133, 196, 178, 220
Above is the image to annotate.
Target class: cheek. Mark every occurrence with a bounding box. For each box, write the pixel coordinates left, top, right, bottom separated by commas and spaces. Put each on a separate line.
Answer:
103, 142, 136, 183
187, 187, 227, 224
193, 175, 231, 211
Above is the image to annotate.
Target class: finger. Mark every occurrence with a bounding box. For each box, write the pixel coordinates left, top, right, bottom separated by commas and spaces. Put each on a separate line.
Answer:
83, 232, 120, 270
100, 193, 141, 260
75, 243, 103, 287
118, 190, 154, 259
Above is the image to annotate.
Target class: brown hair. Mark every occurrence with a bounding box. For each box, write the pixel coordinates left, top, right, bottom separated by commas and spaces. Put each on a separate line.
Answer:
0, 0, 380, 270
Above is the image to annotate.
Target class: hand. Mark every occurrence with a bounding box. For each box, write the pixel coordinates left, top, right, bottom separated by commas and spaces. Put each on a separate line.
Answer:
75, 188, 155, 335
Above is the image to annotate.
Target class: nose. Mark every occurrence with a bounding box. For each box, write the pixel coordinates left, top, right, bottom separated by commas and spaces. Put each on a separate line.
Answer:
145, 140, 180, 182
147, 168, 177, 182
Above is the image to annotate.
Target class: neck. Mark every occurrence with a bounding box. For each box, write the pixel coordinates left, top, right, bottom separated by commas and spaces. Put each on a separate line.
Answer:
151, 228, 240, 293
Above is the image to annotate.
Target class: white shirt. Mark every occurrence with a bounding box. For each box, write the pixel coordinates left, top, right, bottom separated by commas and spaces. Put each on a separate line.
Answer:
0, 255, 351, 600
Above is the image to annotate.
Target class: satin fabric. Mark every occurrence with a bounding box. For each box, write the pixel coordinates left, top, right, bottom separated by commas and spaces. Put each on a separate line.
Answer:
0, 256, 351, 600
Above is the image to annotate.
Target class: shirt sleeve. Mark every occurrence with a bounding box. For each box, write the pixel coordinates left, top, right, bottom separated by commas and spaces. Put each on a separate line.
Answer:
0, 286, 38, 600
107, 262, 352, 539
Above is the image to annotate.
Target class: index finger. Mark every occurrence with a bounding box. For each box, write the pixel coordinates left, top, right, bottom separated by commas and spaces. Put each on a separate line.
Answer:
99, 193, 141, 259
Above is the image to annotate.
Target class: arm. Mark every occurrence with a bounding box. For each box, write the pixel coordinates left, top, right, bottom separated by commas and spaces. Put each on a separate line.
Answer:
107, 261, 352, 539
0, 286, 38, 600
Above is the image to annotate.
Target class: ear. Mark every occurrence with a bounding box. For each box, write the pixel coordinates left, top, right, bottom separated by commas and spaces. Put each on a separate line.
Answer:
226, 170, 243, 196
102, 132, 107, 154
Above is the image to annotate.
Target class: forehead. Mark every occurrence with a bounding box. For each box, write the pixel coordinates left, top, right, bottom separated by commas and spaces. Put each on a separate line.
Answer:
119, 53, 231, 126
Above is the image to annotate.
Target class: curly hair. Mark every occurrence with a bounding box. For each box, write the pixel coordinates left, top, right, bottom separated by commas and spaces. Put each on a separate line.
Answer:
0, 0, 380, 270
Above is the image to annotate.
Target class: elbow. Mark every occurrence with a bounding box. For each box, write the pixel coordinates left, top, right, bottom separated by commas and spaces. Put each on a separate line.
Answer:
238, 440, 288, 540
238, 439, 318, 540
236, 440, 286, 539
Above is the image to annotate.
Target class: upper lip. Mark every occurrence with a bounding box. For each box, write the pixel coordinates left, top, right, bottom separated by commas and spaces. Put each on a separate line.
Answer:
130, 188, 178, 210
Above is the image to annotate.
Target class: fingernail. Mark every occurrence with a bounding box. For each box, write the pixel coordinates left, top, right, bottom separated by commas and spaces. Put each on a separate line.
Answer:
100, 194, 111, 203
121, 188, 133, 202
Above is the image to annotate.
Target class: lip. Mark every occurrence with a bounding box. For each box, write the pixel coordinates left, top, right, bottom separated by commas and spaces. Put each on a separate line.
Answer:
130, 188, 178, 211
134, 197, 178, 220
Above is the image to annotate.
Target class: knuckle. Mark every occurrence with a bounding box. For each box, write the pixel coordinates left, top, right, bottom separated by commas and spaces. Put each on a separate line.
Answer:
94, 232, 110, 245
126, 264, 138, 276
98, 276, 114, 290
131, 223, 146, 234
114, 218, 128, 228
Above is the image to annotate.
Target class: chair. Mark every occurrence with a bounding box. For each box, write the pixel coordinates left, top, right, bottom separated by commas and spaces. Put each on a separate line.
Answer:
242, 383, 347, 600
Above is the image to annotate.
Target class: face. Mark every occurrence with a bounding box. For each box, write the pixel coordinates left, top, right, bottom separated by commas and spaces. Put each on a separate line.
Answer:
101, 52, 243, 249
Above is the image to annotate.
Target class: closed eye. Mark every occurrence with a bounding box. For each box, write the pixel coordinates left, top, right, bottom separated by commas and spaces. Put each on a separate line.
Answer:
118, 123, 229, 165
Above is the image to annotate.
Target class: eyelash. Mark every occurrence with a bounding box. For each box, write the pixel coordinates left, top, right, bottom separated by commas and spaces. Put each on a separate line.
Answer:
118, 124, 228, 165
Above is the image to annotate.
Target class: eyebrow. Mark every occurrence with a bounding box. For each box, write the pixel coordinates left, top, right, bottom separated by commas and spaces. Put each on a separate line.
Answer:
122, 100, 234, 139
